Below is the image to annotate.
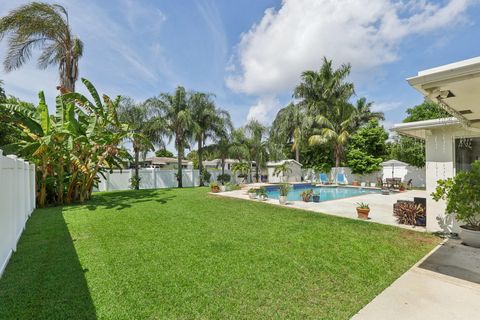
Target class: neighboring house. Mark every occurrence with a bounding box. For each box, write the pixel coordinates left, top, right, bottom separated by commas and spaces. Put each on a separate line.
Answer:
393, 57, 480, 232
267, 159, 303, 183
203, 159, 256, 172
141, 157, 193, 170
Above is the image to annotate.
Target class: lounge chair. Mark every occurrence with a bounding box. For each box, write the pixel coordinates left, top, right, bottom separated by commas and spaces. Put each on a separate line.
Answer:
336, 173, 346, 185
319, 173, 330, 184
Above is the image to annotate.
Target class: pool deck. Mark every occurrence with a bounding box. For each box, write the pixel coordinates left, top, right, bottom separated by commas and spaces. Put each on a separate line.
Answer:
212, 185, 428, 231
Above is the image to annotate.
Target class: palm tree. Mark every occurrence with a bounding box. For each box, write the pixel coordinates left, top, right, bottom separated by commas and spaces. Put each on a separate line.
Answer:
294, 57, 354, 116
270, 103, 312, 163
245, 119, 268, 182
231, 161, 250, 183
353, 97, 384, 129
204, 129, 248, 176
147, 86, 192, 188
118, 97, 164, 190
309, 102, 357, 167
0, 2, 83, 91
190, 92, 232, 186
273, 162, 292, 182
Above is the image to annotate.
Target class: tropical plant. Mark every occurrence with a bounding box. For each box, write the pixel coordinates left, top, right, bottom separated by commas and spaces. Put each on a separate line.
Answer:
118, 97, 162, 190
356, 202, 370, 209
201, 169, 211, 184
0, 3, 83, 91
231, 161, 250, 183
273, 162, 292, 182
393, 202, 425, 226
245, 119, 268, 182
294, 57, 354, 116
352, 97, 384, 129
309, 102, 357, 167
301, 189, 313, 202
190, 92, 232, 186
217, 173, 231, 185
279, 183, 291, 197
147, 86, 192, 188
431, 160, 480, 230
1, 78, 132, 207
270, 103, 312, 162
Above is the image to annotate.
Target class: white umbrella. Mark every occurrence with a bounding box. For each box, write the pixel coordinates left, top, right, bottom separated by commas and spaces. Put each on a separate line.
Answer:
380, 159, 408, 179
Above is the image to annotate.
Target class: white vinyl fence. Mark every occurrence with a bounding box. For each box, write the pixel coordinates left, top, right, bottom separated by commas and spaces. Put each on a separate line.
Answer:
0, 150, 36, 277
96, 168, 240, 192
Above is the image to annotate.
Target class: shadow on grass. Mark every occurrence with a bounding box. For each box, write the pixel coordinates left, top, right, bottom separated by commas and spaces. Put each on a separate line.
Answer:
0, 207, 97, 319
81, 189, 177, 211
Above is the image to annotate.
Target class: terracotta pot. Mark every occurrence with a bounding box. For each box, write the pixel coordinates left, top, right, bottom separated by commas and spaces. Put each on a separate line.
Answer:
211, 187, 219, 193
302, 195, 311, 202
352, 181, 360, 186
356, 208, 370, 219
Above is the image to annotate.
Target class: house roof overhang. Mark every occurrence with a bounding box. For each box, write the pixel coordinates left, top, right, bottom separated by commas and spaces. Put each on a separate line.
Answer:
406, 56, 480, 127
392, 118, 461, 139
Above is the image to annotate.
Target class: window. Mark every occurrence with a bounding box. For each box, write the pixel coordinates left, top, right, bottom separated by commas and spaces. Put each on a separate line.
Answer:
455, 137, 480, 172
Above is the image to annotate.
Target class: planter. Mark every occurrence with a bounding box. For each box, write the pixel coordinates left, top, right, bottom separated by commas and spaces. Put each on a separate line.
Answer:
258, 195, 268, 201
360, 182, 366, 187
312, 195, 320, 203
248, 192, 257, 199
211, 187, 220, 193
415, 215, 426, 227
302, 195, 311, 202
279, 196, 287, 205
370, 182, 376, 187
352, 181, 360, 186
460, 226, 480, 248
356, 208, 370, 219
220, 185, 226, 192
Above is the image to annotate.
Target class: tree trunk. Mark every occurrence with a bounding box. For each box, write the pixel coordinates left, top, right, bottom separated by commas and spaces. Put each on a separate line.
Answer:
335, 144, 341, 167
221, 158, 225, 175
198, 137, 204, 186
38, 165, 48, 208
255, 160, 260, 182
134, 148, 140, 190
177, 140, 183, 188
57, 157, 64, 205
295, 144, 300, 163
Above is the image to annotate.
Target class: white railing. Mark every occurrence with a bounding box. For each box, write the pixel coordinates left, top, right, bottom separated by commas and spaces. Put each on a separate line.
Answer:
0, 150, 36, 277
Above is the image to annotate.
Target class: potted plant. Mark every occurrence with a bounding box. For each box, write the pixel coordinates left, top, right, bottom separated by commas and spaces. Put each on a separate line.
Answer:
399, 183, 406, 192
312, 192, 320, 203
257, 186, 268, 201
278, 183, 291, 205
432, 160, 480, 247
352, 180, 360, 186
393, 201, 425, 226
248, 188, 257, 199
356, 202, 370, 219
217, 173, 231, 191
370, 181, 376, 187
301, 189, 313, 202
210, 182, 220, 193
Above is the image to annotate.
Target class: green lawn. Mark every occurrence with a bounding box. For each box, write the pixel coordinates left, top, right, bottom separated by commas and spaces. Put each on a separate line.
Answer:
0, 188, 439, 319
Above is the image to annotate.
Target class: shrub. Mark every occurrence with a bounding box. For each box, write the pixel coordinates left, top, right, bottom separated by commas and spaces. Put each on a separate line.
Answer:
201, 169, 211, 183
129, 176, 141, 190
356, 202, 370, 209
393, 201, 425, 226
301, 189, 313, 202
431, 160, 480, 230
217, 174, 231, 185
248, 188, 257, 194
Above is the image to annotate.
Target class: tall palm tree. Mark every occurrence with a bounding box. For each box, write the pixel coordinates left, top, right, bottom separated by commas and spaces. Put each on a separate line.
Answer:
270, 103, 313, 163
245, 119, 268, 182
353, 97, 384, 129
294, 57, 354, 116
147, 86, 192, 188
309, 102, 357, 167
190, 92, 232, 186
118, 97, 164, 190
204, 128, 248, 176
0, 2, 83, 91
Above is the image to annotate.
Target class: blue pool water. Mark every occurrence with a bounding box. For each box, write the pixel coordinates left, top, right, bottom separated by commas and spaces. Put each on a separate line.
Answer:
265, 184, 381, 202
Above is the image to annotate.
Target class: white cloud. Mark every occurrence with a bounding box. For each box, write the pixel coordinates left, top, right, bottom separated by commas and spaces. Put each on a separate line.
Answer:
226, 0, 473, 96
246, 96, 280, 124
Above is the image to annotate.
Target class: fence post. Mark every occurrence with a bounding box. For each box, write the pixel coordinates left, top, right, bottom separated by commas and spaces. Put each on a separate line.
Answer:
153, 168, 157, 189
30, 163, 35, 212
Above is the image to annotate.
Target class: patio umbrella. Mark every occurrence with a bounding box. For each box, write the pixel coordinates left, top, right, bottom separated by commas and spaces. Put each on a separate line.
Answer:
380, 159, 408, 178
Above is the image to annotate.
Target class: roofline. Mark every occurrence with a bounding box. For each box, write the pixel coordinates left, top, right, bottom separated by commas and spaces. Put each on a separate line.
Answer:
392, 117, 460, 131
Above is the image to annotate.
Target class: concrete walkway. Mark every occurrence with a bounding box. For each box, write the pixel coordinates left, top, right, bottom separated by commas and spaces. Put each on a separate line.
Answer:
353, 239, 480, 319
214, 187, 428, 231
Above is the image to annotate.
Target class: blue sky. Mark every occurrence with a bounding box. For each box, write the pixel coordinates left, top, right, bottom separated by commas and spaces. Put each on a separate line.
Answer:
1, 0, 480, 133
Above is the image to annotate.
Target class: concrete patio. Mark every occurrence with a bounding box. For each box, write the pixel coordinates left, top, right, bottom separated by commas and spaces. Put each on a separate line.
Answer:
214, 186, 428, 231
353, 239, 480, 320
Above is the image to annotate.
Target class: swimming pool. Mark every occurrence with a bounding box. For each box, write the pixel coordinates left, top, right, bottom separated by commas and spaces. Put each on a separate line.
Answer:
265, 184, 381, 202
